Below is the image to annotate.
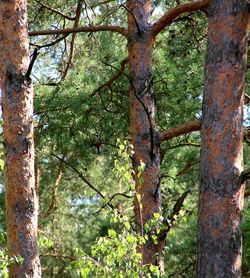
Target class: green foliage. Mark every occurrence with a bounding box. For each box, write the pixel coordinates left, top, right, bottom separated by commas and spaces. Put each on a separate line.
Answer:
66, 143, 163, 277
242, 199, 250, 277
1, 1, 246, 277
0, 230, 24, 278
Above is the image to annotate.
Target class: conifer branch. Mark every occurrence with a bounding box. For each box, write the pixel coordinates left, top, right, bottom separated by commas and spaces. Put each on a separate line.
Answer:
91, 57, 129, 96
159, 120, 201, 142
35, 0, 76, 21
159, 190, 190, 240
29, 25, 128, 37
151, 0, 210, 37
30, 34, 69, 49
61, 0, 84, 80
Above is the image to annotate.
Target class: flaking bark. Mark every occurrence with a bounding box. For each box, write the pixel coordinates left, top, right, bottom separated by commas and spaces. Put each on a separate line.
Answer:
0, 1, 41, 277
126, 0, 164, 268
197, 1, 249, 277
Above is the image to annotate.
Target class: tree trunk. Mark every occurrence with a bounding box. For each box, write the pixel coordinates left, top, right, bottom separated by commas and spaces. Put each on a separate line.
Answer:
0, 1, 41, 277
197, 1, 249, 277
127, 0, 164, 269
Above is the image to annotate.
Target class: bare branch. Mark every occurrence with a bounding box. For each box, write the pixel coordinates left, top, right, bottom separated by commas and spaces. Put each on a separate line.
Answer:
30, 34, 69, 48
34, 0, 76, 21
159, 190, 190, 240
159, 120, 201, 142
91, 57, 129, 96
26, 48, 39, 79
29, 25, 128, 37
120, 4, 141, 35
61, 0, 84, 80
52, 154, 110, 204
159, 120, 249, 143
52, 154, 136, 231
94, 191, 132, 214
151, 0, 210, 37
42, 154, 66, 218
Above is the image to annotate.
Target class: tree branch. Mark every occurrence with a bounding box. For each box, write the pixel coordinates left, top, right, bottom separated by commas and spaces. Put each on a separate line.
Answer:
160, 118, 250, 144
94, 191, 132, 214
26, 48, 39, 79
159, 190, 190, 240
30, 34, 69, 49
35, 0, 75, 21
35, 0, 76, 21
52, 155, 136, 231
120, 4, 141, 35
61, 0, 84, 80
91, 57, 129, 96
29, 25, 128, 38
52, 154, 110, 204
151, 0, 210, 37
159, 120, 201, 142
42, 154, 66, 218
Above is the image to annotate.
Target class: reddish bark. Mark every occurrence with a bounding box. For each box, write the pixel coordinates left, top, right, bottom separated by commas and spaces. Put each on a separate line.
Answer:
197, 1, 249, 277
126, 0, 163, 268
126, 0, 211, 270
0, 0, 41, 277
152, 0, 209, 37
28, 25, 128, 37
28, 0, 218, 271
159, 120, 201, 141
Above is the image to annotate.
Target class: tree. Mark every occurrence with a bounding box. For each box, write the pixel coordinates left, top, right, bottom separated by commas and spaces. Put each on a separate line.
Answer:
16, 0, 250, 276
28, 0, 209, 270
197, 0, 249, 277
0, 0, 41, 276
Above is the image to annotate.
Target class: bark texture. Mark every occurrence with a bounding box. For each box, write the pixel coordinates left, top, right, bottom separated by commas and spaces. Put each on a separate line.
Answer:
197, 1, 249, 277
126, 0, 163, 268
0, 1, 41, 277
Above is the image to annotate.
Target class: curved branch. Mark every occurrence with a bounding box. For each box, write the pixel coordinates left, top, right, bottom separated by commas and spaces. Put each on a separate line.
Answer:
120, 4, 141, 35
35, 0, 76, 21
159, 190, 190, 240
91, 57, 129, 96
159, 120, 201, 142
94, 192, 132, 214
29, 25, 128, 38
30, 34, 69, 48
151, 0, 210, 37
61, 0, 84, 80
42, 154, 66, 218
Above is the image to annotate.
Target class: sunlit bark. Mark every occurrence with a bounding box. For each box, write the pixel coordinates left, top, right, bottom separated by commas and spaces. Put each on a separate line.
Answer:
197, 1, 249, 276
0, 1, 41, 276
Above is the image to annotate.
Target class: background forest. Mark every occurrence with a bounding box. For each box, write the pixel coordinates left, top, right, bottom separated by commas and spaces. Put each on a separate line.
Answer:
0, 0, 249, 277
